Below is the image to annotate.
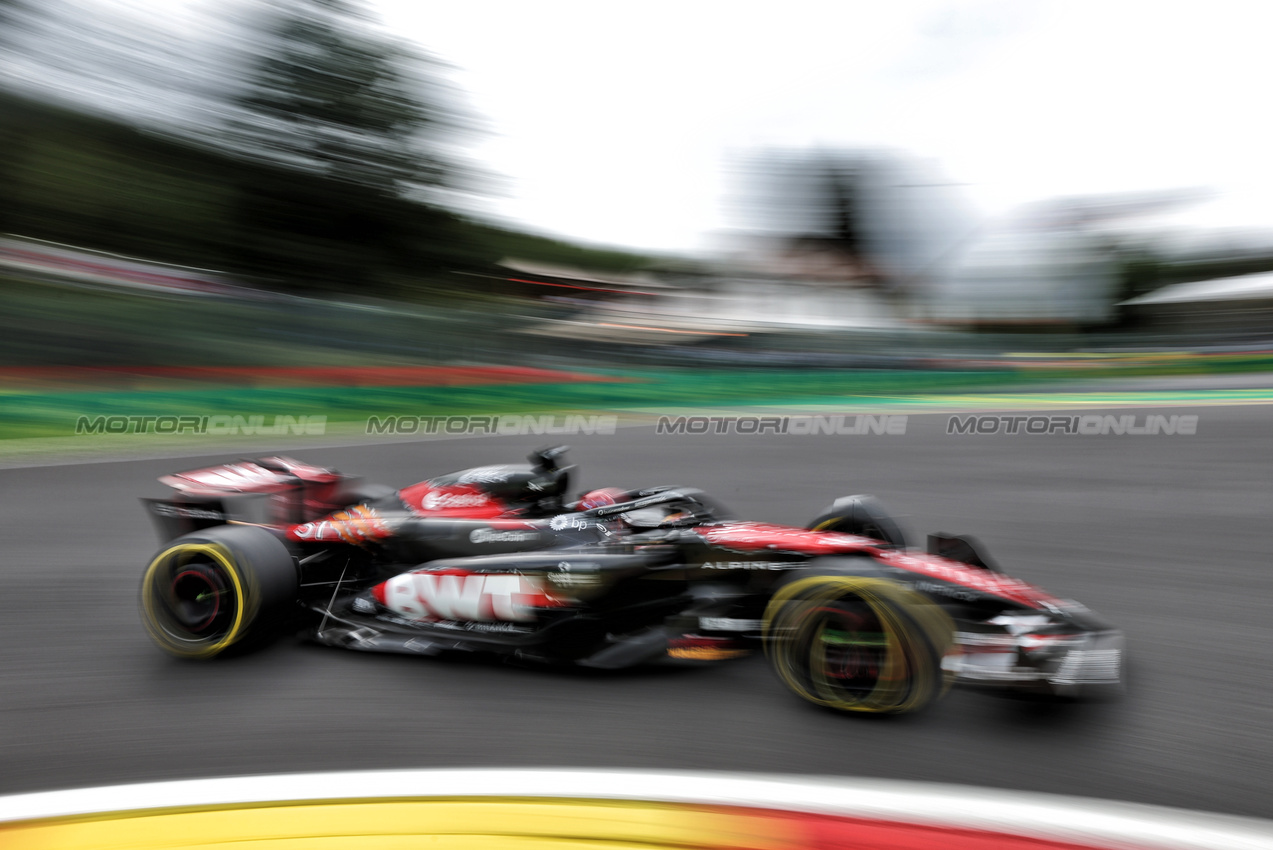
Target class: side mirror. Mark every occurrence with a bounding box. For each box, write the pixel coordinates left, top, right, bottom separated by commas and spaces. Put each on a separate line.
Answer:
807, 495, 908, 548
926, 533, 1001, 572
529, 445, 571, 472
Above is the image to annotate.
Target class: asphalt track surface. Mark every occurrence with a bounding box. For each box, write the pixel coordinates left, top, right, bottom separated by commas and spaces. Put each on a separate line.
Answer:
2, 403, 1271, 819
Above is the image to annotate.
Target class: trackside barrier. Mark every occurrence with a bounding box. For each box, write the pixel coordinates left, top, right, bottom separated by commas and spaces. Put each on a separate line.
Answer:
0, 769, 1269, 849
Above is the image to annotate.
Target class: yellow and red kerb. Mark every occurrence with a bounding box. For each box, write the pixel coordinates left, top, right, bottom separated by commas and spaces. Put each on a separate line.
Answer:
1, 770, 1267, 850
0, 798, 1123, 849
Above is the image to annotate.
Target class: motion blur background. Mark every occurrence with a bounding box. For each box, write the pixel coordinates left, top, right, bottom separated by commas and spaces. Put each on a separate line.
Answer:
4, 0, 1273, 397
5, 2, 1273, 827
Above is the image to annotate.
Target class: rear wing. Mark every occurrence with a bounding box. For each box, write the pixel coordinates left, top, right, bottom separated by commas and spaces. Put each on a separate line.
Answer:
145, 456, 373, 542
141, 493, 280, 543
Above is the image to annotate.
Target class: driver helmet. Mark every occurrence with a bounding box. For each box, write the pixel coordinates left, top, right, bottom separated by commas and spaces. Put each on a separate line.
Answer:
576, 487, 629, 511
620, 505, 694, 528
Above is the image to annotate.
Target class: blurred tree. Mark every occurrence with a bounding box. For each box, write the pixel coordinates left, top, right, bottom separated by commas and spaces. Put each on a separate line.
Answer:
0, 0, 37, 231
0, 0, 35, 46
229, 0, 452, 194
226, 0, 477, 292
0, 0, 648, 301
0, 0, 23, 29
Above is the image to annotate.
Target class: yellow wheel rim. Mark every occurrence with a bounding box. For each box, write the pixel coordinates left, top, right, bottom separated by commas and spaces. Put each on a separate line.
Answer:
141, 543, 247, 658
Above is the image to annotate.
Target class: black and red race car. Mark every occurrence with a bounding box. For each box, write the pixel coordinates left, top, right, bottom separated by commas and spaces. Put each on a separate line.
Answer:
139, 447, 1124, 714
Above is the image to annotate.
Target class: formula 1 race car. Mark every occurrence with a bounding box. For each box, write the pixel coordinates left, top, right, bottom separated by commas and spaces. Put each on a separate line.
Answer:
139, 447, 1125, 714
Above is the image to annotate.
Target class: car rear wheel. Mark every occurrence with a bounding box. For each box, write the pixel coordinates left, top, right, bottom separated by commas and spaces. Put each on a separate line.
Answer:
763, 576, 954, 714
140, 525, 297, 659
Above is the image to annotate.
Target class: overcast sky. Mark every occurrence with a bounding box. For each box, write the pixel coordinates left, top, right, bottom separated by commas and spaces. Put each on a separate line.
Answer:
12, 0, 1273, 255
375, 0, 1273, 254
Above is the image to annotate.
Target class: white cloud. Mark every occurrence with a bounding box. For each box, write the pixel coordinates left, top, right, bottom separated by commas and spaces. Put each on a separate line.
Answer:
378, 0, 1273, 251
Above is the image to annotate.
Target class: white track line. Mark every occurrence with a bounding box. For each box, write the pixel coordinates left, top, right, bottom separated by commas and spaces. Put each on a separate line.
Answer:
0, 769, 1268, 849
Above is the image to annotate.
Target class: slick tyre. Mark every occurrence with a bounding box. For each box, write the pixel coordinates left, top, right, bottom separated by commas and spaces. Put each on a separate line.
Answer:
140, 525, 298, 659
763, 577, 954, 714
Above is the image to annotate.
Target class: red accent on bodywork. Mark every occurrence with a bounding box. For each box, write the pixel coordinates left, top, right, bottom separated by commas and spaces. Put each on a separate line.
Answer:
373, 568, 570, 623
160, 458, 340, 492
697, 522, 1062, 610
874, 549, 1064, 609
398, 482, 507, 518
286, 505, 391, 544
693, 522, 879, 555
256, 456, 341, 483
160, 461, 296, 495
160, 458, 354, 523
